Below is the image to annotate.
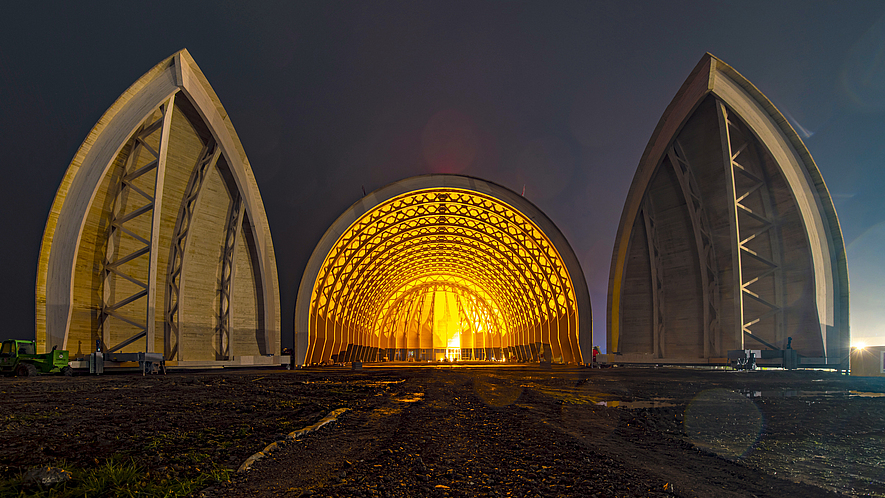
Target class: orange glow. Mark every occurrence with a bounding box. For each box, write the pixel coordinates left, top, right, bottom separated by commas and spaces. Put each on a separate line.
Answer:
307, 188, 580, 364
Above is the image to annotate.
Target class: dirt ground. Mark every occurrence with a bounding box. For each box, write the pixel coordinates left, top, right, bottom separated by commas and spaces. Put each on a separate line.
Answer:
2, 365, 885, 497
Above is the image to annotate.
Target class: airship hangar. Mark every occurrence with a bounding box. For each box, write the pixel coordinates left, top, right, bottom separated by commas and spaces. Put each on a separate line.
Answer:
34, 51, 848, 371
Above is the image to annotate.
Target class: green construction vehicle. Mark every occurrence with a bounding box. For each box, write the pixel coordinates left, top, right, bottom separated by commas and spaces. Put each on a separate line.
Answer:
0, 340, 72, 377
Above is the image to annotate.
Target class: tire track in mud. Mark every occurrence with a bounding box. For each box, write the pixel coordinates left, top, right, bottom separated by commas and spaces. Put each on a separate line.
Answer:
208, 375, 422, 496
211, 371, 670, 497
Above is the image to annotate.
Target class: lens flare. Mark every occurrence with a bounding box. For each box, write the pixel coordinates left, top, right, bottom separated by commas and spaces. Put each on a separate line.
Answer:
684, 389, 763, 460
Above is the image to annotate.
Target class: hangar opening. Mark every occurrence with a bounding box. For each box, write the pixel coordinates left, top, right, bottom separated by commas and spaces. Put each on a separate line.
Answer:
294, 175, 591, 367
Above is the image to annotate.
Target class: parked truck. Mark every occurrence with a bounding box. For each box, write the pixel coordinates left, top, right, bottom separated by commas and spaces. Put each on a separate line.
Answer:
0, 340, 72, 377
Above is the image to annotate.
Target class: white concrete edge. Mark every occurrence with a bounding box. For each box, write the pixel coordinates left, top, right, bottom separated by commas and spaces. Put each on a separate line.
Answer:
237, 407, 350, 473
47, 71, 179, 351
710, 69, 834, 356
176, 52, 280, 352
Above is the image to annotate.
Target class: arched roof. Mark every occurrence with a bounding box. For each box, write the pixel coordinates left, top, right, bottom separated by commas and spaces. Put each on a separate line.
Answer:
295, 175, 591, 365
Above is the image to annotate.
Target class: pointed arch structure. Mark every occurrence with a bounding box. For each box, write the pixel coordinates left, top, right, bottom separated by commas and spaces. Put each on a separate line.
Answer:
36, 50, 281, 364
294, 175, 590, 367
607, 54, 849, 367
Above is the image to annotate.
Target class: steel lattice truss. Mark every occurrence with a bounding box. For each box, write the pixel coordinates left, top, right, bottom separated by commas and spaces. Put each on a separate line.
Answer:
307, 188, 580, 364
667, 140, 721, 357
164, 141, 220, 360
101, 98, 174, 353
719, 103, 784, 350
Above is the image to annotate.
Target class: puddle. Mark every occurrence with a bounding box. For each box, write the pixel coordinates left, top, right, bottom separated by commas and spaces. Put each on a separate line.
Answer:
395, 393, 425, 403
360, 380, 407, 388
371, 407, 403, 416
520, 382, 680, 408
303, 379, 406, 387
474, 378, 522, 407
741, 389, 885, 399
595, 399, 678, 409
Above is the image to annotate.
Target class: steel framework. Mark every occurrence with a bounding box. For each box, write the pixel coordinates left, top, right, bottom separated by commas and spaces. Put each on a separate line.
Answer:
640, 196, 665, 358
218, 193, 244, 360
377, 278, 503, 361
164, 141, 220, 360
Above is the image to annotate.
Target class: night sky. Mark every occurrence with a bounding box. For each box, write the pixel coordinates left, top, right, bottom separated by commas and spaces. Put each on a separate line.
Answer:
2, 1, 885, 350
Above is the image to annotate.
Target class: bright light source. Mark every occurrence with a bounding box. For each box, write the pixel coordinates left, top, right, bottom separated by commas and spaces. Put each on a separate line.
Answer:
853, 342, 867, 350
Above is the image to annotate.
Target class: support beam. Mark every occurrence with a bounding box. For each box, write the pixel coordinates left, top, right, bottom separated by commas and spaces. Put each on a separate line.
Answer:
641, 197, 665, 358
102, 96, 175, 354
218, 193, 244, 360
146, 94, 176, 353
717, 101, 746, 350
164, 142, 220, 360
667, 141, 721, 357
718, 100, 784, 349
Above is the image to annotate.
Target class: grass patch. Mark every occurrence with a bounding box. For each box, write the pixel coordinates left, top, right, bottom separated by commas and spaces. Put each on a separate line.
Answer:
137, 423, 252, 457
0, 456, 231, 498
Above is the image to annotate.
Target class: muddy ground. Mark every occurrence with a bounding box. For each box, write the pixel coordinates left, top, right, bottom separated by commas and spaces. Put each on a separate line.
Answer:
2, 365, 885, 497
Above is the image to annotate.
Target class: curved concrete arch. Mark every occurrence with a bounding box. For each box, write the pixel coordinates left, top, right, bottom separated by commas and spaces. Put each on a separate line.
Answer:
36, 50, 280, 363
608, 54, 848, 367
295, 174, 591, 366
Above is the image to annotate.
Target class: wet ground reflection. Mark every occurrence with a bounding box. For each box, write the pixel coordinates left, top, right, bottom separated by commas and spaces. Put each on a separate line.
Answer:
742, 389, 885, 398
495, 368, 885, 496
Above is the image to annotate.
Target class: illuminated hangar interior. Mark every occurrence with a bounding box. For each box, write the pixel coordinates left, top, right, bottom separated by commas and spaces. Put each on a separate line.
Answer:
608, 54, 849, 368
294, 175, 591, 366
35, 50, 281, 366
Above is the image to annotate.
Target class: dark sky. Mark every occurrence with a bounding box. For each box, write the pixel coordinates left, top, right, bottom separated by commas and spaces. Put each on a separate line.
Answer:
2, 1, 885, 349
